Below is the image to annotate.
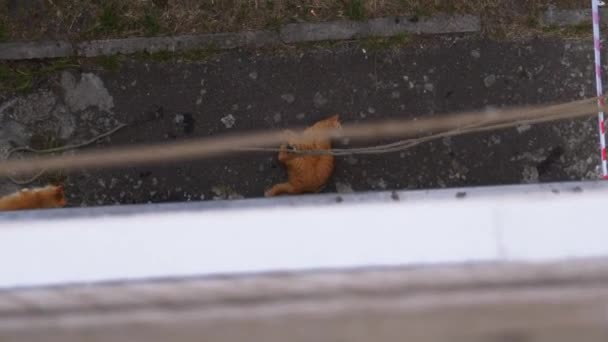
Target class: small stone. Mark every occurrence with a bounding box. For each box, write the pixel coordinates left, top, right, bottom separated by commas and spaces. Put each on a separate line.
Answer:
313, 92, 328, 108
200, 89, 207, 95
408, 81, 414, 89
175, 114, 184, 124
516, 124, 532, 133
131, 80, 137, 87
335, 182, 354, 194
200, 194, 205, 200
98, 179, 106, 188
442, 137, 452, 147
367, 107, 376, 114
273, 113, 282, 123
150, 191, 157, 197
424, 83, 434, 92
296, 113, 306, 120
391, 91, 400, 99
368, 178, 387, 190
249, 71, 258, 80
281, 93, 296, 104
484, 74, 497, 88
346, 155, 358, 165
221, 114, 236, 128
231, 104, 239, 111
522, 165, 539, 183
403, 76, 409, 81
471, 49, 481, 58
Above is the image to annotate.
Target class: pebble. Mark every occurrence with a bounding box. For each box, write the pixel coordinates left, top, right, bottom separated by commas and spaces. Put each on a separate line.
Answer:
273, 113, 282, 123
484, 74, 497, 88
391, 91, 400, 99
471, 49, 481, 58
313, 92, 328, 108
249, 71, 258, 80
221, 114, 236, 128
522, 165, 539, 183
335, 182, 354, 194
516, 124, 532, 133
281, 93, 296, 104
424, 83, 434, 92
296, 113, 306, 120
346, 155, 358, 165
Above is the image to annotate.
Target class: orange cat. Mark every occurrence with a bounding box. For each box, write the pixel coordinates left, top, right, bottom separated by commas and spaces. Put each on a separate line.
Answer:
0, 185, 66, 211
265, 114, 341, 197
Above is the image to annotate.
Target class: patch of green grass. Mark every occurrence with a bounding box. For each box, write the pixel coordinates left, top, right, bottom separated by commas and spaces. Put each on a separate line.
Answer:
180, 45, 222, 61
411, 5, 433, 19
97, 2, 125, 34
265, 16, 284, 33
0, 58, 79, 93
345, 0, 366, 21
133, 44, 221, 63
142, 7, 162, 36
0, 64, 33, 92
97, 55, 123, 71
361, 33, 411, 51
541, 23, 591, 37
133, 50, 174, 62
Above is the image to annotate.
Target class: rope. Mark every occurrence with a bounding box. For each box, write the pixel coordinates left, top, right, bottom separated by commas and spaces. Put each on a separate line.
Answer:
0, 97, 603, 178
5, 124, 128, 184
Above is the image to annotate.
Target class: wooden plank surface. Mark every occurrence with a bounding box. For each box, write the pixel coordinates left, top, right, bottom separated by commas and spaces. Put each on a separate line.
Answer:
1, 259, 607, 342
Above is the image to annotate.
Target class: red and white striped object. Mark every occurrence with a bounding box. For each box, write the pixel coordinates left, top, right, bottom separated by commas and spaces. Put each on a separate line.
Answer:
591, 0, 608, 178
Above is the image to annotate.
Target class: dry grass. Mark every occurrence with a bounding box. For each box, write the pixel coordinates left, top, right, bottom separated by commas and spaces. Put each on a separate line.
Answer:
0, 0, 594, 41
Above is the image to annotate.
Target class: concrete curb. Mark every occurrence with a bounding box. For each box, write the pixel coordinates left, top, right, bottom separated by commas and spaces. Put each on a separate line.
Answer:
542, 7, 607, 27
0, 14, 479, 60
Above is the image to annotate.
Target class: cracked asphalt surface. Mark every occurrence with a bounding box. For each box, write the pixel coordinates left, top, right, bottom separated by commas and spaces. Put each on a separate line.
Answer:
0, 35, 603, 207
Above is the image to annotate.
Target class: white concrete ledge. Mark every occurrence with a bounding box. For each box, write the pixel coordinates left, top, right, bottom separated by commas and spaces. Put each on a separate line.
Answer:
0, 181, 606, 290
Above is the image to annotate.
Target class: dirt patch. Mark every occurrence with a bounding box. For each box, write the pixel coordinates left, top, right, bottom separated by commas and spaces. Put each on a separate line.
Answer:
0, 0, 592, 42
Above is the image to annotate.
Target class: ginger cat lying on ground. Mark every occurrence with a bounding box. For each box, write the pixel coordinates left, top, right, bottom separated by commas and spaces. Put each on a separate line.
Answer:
0, 185, 66, 211
265, 114, 341, 197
